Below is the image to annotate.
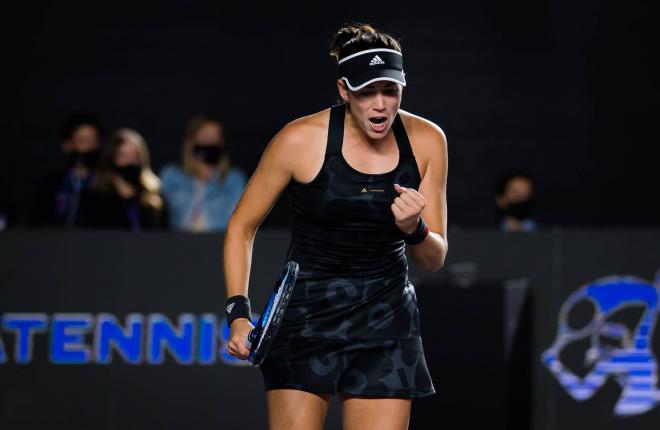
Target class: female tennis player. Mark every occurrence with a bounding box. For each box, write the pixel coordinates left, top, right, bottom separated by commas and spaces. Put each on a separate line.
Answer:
223, 23, 448, 430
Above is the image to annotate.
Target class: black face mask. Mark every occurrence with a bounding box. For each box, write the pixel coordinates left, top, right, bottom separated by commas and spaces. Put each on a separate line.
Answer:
504, 200, 534, 221
193, 144, 225, 166
66, 149, 101, 170
112, 164, 142, 187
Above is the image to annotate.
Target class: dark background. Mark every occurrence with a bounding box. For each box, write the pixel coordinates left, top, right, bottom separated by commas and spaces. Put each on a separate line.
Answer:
2, 0, 658, 228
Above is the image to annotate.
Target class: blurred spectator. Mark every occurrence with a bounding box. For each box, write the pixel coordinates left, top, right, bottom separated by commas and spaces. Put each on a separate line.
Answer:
495, 170, 538, 232
81, 128, 168, 230
160, 116, 246, 232
31, 113, 104, 227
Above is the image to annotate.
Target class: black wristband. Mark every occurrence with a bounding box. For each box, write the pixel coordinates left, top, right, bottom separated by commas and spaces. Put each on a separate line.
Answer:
225, 295, 251, 326
404, 217, 430, 245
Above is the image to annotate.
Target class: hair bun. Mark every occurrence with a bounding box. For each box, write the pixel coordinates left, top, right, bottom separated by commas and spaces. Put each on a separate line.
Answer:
329, 23, 377, 61
329, 23, 401, 63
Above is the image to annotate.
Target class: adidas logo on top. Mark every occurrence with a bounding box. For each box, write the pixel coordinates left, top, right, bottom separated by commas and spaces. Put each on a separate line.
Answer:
369, 55, 385, 66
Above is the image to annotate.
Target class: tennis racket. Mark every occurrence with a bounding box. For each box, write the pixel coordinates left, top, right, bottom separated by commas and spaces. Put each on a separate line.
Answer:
244, 260, 299, 366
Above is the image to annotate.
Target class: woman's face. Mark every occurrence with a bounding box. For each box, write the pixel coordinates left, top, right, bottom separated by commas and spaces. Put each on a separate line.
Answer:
114, 141, 141, 167
194, 123, 224, 148
69, 124, 100, 153
338, 80, 403, 140
502, 177, 534, 204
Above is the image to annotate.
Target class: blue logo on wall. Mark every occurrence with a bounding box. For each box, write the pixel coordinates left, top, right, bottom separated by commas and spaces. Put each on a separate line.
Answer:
0, 313, 258, 367
542, 271, 660, 416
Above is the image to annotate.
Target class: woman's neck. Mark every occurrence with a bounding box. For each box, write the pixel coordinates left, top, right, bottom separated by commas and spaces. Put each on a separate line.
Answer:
195, 163, 214, 182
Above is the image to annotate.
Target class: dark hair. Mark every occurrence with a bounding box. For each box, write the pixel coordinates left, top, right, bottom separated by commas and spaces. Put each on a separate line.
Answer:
59, 112, 105, 141
329, 23, 402, 62
495, 169, 535, 197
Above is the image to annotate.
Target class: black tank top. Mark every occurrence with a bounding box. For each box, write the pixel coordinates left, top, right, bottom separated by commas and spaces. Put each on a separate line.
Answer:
281, 103, 423, 341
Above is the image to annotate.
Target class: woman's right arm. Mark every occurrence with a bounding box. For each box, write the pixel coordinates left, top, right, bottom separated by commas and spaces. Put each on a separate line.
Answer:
223, 124, 302, 360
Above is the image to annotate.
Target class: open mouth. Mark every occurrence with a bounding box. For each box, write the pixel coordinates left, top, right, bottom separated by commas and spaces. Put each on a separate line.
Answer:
369, 116, 388, 133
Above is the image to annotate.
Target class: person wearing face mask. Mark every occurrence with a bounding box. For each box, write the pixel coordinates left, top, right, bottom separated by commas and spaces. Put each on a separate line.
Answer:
159, 116, 247, 232
30, 113, 104, 227
81, 128, 168, 231
494, 170, 538, 232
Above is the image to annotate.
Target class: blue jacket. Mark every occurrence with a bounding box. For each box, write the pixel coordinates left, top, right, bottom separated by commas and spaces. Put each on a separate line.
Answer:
160, 164, 247, 232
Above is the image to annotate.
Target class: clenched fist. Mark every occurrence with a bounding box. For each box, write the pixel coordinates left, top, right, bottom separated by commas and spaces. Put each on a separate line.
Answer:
391, 184, 426, 235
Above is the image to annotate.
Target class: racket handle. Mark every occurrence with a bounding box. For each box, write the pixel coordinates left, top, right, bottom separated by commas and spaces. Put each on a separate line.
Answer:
245, 329, 256, 349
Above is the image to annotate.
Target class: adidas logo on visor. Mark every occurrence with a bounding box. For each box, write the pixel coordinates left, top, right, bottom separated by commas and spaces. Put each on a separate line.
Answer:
369, 55, 385, 66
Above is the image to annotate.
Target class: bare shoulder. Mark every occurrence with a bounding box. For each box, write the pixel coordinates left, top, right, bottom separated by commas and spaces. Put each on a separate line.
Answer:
259, 109, 329, 183
398, 110, 447, 180
269, 109, 330, 153
398, 110, 447, 156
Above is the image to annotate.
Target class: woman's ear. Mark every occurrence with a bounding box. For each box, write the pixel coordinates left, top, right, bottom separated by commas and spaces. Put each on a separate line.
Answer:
336, 79, 350, 102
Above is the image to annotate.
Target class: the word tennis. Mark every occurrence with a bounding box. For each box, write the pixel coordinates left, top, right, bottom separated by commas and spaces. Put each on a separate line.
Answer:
0, 312, 247, 365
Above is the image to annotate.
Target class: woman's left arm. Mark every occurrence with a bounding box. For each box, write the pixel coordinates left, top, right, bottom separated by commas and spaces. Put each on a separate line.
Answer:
391, 120, 448, 272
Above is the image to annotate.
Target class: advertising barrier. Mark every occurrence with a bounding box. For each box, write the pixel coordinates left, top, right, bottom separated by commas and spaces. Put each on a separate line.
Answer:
1, 229, 658, 429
